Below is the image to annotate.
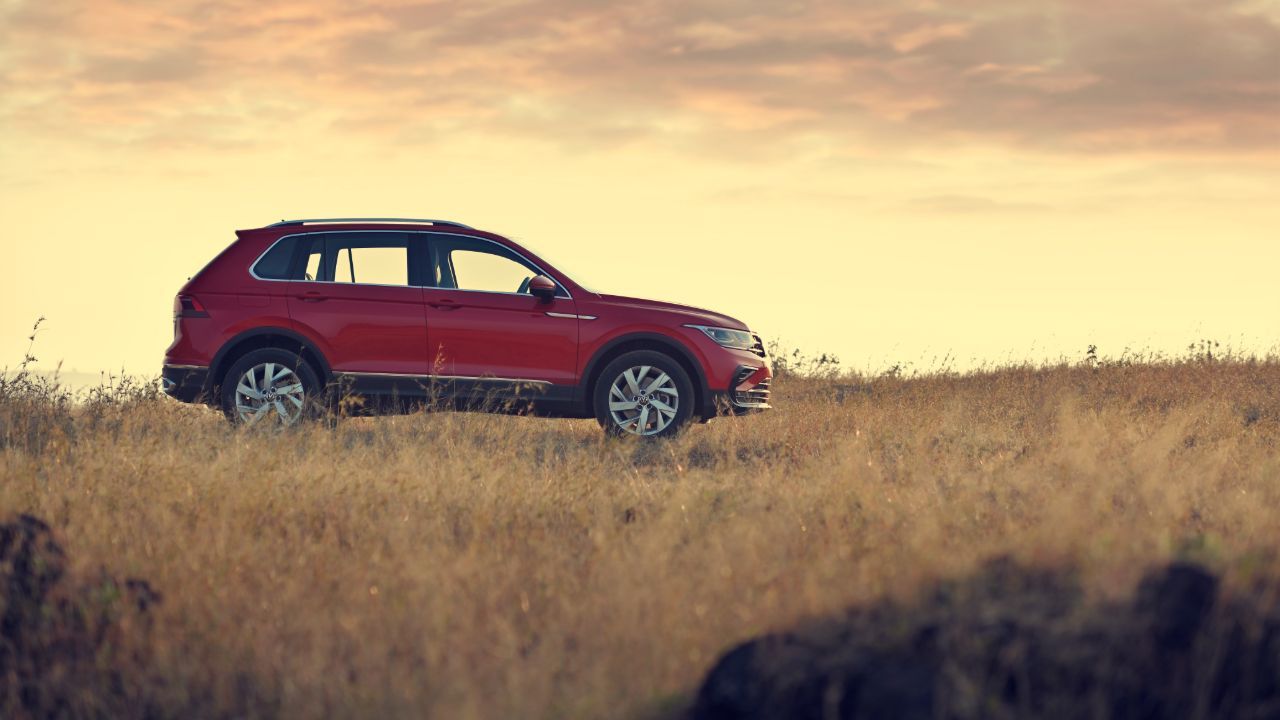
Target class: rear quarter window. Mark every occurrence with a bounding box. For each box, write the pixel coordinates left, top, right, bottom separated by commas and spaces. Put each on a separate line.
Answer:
252, 237, 298, 280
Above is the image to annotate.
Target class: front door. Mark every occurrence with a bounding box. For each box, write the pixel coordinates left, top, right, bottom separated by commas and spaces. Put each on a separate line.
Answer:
421, 233, 578, 386
285, 231, 430, 375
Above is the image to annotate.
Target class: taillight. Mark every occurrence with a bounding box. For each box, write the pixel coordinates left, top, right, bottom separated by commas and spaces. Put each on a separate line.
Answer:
175, 294, 209, 318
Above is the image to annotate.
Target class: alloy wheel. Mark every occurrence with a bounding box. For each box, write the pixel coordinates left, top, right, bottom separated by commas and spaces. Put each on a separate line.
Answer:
234, 362, 306, 426
607, 365, 680, 436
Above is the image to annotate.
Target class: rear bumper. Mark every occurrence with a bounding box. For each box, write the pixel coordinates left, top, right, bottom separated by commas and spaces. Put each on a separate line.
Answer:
161, 364, 209, 403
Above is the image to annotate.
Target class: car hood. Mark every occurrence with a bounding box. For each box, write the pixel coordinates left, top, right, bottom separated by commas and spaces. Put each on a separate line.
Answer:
590, 293, 749, 331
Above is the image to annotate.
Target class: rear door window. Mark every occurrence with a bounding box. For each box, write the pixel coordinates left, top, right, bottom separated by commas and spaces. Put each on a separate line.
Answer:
302, 241, 323, 281
330, 244, 409, 286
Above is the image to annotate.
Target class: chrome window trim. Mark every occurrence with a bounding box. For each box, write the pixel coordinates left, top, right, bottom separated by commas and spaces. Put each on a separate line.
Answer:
249, 230, 409, 284
249, 230, 573, 300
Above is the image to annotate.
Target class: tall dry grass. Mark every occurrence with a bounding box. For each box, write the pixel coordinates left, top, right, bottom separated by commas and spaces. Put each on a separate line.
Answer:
2, 342, 1279, 718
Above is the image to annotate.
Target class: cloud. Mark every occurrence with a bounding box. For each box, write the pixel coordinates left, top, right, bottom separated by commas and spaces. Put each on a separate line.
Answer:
0, 0, 1276, 155
907, 194, 1053, 215
80, 48, 206, 84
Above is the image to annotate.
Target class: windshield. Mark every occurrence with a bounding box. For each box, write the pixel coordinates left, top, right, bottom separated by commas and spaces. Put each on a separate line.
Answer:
517, 239, 600, 294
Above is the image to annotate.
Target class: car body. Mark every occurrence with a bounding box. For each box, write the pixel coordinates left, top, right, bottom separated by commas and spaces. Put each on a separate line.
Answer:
162, 218, 772, 436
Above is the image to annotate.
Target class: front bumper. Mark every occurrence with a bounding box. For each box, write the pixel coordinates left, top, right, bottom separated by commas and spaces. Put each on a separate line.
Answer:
704, 363, 773, 418
161, 364, 209, 403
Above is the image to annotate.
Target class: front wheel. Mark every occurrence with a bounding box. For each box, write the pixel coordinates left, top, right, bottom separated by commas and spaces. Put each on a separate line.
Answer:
220, 348, 323, 427
593, 350, 695, 438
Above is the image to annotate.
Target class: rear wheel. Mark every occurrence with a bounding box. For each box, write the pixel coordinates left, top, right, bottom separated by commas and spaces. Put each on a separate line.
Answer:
593, 350, 695, 438
220, 348, 322, 427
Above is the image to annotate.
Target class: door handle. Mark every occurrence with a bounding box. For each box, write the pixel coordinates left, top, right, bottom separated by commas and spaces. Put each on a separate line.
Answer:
297, 292, 327, 303
428, 299, 461, 311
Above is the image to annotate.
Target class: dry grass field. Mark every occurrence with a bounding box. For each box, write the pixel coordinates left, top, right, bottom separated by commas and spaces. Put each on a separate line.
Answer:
2, 344, 1280, 718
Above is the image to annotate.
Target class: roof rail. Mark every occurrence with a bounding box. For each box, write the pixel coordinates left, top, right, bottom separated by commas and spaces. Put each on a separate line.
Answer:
267, 217, 474, 229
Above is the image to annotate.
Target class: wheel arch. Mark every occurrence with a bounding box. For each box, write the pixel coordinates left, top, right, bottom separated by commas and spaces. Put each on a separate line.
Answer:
207, 327, 331, 399
580, 332, 710, 418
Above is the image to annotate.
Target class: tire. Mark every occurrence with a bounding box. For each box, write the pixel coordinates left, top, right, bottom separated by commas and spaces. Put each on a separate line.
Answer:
593, 350, 696, 438
219, 348, 324, 427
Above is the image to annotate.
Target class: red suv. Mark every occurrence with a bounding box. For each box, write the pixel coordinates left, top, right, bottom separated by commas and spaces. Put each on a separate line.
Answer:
163, 218, 772, 437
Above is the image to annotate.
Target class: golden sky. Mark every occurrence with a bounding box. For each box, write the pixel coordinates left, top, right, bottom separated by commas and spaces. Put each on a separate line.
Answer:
2, 0, 1277, 376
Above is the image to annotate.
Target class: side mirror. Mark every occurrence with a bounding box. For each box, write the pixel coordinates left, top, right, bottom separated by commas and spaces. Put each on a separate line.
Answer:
528, 274, 557, 304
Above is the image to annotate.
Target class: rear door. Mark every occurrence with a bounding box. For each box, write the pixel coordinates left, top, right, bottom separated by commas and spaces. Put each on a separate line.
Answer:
285, 231, 430, 375
420, 233, 578, 384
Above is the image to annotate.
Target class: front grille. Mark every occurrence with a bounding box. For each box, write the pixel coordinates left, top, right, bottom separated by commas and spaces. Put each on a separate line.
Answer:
734, 373, 771, 407
749, 334, 766, 358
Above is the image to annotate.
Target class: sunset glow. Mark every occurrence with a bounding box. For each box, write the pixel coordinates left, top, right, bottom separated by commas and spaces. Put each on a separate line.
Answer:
2, 0, 1277, 375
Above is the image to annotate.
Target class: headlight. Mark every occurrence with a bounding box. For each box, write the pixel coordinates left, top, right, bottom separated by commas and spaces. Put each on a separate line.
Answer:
685, 324, 755, 351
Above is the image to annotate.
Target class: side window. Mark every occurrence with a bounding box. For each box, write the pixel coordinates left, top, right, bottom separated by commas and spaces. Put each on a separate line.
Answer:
449, 249, 532, 293
430, 236, 563, 296
333, 247, 355, 283
303, 244, 322, 281
252, 233, 419, 284
252, 236, 299, 280
321, 233, 413, 286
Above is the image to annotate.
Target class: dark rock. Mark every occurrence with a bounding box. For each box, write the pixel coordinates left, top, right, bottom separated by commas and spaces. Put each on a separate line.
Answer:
694, 637, 770, 720
844, 651, 935, 720
0, 514, 160, 717
691, 559, 1280, 720
1135, 562, 1217, 652
0, 513, 66, 609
